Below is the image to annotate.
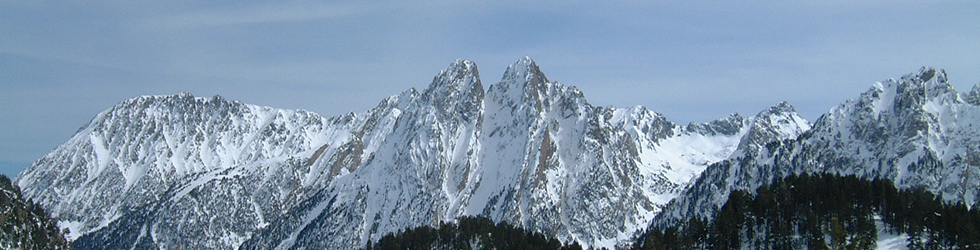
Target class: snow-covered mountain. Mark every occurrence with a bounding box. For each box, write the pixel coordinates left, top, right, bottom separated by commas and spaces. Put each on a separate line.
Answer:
653, 67, 980, 229
15, 57, 810, 249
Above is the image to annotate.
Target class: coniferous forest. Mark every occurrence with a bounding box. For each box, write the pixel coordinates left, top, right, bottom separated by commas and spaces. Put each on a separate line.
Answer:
6, 170, 980, 249
367, 216, 583, 250
0, 174, 69, 250
634, 173, 980, 249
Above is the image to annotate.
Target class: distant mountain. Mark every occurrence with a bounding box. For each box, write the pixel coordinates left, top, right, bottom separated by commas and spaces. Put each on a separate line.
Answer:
652, 67, 980, 231
14, 57, 809, 249
0, 174, 69, 250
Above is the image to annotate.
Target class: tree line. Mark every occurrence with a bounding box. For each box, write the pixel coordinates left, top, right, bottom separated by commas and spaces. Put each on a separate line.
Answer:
635, 173, 980, 249
367, 216, 583, 250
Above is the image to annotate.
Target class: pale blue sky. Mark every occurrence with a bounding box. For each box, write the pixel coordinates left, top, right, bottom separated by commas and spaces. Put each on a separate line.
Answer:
2, 1, 979, 177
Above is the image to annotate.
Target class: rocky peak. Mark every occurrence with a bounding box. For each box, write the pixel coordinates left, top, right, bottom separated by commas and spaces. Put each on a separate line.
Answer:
422, 59, 482, 98
906, 66, 946, 84
18, 57, 828, 249
735, 101, 811, 155
752, 101, 805, 124
760, 101, 796, 116
125, 92, 238, 110
503, 56, 549, 88
891, 67, 954, 111
85, 93, 241, 133
686, 114, 746, 136
488, 57, 556, 110
820, 67, 956, 129
653, 67, 980, 231
966, 84, 980, 105
421, 60, 484, 122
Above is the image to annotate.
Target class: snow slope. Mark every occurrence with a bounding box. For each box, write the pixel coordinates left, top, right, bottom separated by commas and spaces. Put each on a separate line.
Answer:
653, 67, 980, 230
16, 58, 811, 249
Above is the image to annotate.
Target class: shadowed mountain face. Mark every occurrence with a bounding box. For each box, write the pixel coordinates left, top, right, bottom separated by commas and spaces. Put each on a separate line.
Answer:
15, 57, 811, 249
0, 174, 69, 250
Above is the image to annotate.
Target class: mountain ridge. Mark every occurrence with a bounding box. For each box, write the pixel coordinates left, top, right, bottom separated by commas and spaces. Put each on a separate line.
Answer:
651, 67, 980, 230
18, 57, 811, 249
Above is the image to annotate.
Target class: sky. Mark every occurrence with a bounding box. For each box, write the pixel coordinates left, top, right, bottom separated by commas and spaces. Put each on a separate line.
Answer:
2, 1, 979, 177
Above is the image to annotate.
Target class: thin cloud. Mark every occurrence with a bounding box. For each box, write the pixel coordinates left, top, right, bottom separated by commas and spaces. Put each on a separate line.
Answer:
2, 0, 979, 177
148, 2, 375, 28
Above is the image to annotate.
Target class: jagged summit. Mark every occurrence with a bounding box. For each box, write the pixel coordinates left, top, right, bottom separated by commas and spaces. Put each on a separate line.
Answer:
18, 58, 815, 249
859, 66, 955, 115
126, 92, 235, 108
491, 57, 551, 104
504, 56, 546, 83
421, 60, 484, 122
423, 59, 482, 96
685, 113, 745, 136
733, 101, 811, 155
73, 92, 244, 137
966, 84, 980, 105
764, 101, 796, 114
485, 57, 590, 117
909, 66, 946, 83
814, 66, 961, 138
653, 66, 980, 230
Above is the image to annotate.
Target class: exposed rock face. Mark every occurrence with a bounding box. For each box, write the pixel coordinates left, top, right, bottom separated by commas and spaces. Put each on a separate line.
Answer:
16, 57, 810, 249
653, 67, 980, 229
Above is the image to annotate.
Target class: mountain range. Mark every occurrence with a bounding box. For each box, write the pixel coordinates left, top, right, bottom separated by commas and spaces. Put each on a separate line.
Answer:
653, 67, 980, 228
13, 57, 975, 249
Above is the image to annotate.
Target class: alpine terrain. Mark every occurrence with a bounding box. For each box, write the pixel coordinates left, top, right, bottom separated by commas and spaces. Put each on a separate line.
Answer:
14, 57, 812, 249
649, 67, 980, 248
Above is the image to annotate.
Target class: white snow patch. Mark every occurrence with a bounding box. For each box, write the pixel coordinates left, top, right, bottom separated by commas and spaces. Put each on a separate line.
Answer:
58, 220, 85, 241
877, 232, 909, 250
641, 129, 745, 185
220, 231, 247, 249
875, 215, 908, 250
873, 81, 897, 116
89, 133, 111, 181
171, 171, 237, 201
